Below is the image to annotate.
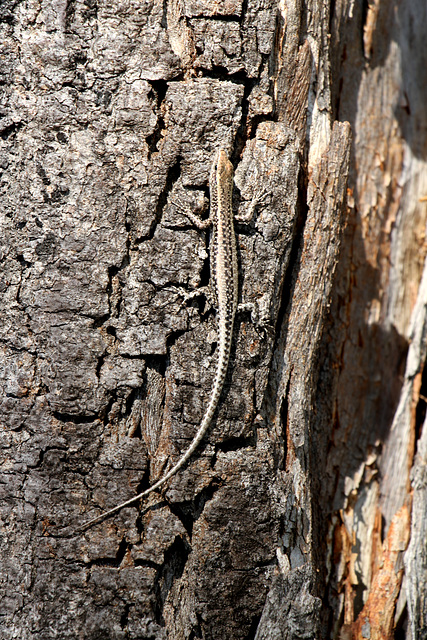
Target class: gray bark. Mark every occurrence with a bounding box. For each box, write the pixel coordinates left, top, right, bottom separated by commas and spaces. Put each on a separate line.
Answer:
1, 0, 425, 639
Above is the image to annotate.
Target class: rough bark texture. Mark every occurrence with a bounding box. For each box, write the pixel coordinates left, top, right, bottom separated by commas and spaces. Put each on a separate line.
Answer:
326, 0, 427, 637
1, 0, 425, 640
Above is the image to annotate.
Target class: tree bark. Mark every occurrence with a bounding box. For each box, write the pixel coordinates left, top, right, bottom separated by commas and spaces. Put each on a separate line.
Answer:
1, 0, 425, 639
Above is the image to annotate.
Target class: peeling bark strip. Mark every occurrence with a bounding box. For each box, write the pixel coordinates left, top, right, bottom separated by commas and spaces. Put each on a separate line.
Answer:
2, 0, 425, 638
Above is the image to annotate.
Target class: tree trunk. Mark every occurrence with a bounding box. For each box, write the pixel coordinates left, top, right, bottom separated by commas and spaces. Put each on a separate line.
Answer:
1, 0, 425, 638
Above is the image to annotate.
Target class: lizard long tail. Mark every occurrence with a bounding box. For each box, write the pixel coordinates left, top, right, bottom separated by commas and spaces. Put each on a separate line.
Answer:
77, 325, 233, 532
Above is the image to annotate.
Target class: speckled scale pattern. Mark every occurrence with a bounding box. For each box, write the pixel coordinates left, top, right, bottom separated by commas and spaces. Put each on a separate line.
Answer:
79, 150, 238, 531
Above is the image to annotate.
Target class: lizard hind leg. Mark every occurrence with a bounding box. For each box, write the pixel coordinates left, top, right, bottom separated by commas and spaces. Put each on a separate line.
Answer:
183, 285, 215, 315
162, 285, 213, 317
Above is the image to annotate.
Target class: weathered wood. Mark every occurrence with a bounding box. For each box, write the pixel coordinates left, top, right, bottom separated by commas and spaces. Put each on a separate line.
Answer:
325, 0, 427, 636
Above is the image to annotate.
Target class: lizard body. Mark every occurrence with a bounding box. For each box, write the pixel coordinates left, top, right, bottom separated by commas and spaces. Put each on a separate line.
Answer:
79, 150, 237, 531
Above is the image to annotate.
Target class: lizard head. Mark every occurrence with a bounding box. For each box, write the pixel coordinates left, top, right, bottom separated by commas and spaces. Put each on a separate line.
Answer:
215, 149, 234, 186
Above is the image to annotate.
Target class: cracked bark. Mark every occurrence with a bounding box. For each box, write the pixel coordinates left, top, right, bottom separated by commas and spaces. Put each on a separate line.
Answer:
1, 0, 426, 639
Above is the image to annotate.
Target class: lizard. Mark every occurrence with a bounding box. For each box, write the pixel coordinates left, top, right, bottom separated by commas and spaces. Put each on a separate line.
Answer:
78, 149, 238, 532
